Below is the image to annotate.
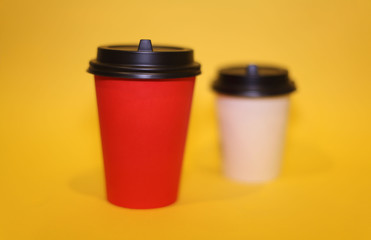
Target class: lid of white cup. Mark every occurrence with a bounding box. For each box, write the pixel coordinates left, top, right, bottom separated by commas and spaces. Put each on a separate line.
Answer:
88, 39, 201, 79
212, 64, 296, 97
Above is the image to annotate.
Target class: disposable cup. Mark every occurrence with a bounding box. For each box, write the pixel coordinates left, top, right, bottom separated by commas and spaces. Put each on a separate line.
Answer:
212, 64, 296, 182
88, 40, 201, 208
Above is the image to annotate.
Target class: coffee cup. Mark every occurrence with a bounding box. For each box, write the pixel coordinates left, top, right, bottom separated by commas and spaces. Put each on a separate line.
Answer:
88, 39, 201, 208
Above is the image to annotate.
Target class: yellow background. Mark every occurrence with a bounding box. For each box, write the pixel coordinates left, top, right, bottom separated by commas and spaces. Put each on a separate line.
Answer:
1, 0, 371, 239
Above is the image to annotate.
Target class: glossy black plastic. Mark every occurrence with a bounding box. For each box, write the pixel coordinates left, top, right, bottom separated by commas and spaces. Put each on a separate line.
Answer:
212, 64, 296, 97
88, 39, 201, 79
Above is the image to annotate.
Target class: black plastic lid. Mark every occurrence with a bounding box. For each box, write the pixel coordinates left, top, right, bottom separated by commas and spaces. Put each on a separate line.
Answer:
212, 64, 296, 97
88, 39, 201, 79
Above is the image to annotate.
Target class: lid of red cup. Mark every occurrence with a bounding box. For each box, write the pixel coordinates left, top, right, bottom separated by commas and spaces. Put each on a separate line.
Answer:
212, 64, 296, 97
88, 39, 201, 79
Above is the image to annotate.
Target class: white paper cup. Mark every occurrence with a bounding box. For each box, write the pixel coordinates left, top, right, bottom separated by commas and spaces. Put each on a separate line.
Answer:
216, 94, 290, 182
212, 64, 296, 183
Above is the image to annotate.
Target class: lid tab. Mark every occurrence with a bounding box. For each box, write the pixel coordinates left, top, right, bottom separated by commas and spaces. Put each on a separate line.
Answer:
246, 64, 258, 77
137, 39, 153, 52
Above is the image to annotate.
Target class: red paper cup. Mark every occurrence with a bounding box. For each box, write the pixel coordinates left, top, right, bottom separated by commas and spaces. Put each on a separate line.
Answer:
88, 40, 201, 209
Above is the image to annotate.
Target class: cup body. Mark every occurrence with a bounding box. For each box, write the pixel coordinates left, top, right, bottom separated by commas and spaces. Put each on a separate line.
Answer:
94, 75, 195, 208
216, 94, 290, 182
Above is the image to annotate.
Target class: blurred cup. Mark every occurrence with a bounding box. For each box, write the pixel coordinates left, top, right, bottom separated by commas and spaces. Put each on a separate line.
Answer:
212, 64, 296, 182
88, 39, 201, 209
